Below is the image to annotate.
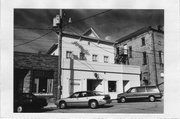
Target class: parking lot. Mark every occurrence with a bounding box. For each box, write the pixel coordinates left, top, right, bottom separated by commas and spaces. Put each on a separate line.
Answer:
33, 99, 163, 113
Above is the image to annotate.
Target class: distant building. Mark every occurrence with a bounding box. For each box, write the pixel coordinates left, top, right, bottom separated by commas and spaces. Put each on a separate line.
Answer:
114, 26, 164, 91
47, 28, 141, 99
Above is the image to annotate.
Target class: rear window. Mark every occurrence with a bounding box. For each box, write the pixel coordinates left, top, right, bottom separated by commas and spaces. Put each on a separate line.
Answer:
146, 87, 159, 92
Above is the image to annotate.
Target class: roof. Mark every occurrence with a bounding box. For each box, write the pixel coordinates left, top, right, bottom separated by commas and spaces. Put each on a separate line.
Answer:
46, 31, 115, 54
83, 27, 100, 39
115, 26, 164, 44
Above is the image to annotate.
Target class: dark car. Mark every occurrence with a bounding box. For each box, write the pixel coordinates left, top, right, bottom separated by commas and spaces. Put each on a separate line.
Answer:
55, 91, 111, 109
117, 86, 162, 103
14, 93, 48, 112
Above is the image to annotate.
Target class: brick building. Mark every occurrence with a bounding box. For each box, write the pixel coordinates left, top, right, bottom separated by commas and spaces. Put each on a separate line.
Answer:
114, 26, 164, 91
14, 52, 58, 102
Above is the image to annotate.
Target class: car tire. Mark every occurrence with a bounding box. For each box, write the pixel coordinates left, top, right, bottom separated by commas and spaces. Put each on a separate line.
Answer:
89, 100, 98, 109
16, 105, 23, 113
120, 97, 126, 103
149, 96, 155, 102
59, 101, 67, 109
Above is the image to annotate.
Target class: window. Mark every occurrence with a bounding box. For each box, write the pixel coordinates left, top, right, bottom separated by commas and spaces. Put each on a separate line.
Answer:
123, 44, 128, 55
92, 54, 98, 62
137, 87, 145, 92
130, 88, 137, 93
66, 51, 72, 59
159, 51, 163, 65
108, 81, 117, 92
129, 46, 132, 58
143, 52, 147, 65
80, 52, 85, 60
104, 56, 109, 63
32, 70, 54, 94
116, 47, 119, 55
141, 37, 145, 46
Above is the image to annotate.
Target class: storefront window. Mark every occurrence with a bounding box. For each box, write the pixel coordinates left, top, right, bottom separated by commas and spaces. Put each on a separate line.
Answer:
32, 70, 54, 94
108, 81, 117, 92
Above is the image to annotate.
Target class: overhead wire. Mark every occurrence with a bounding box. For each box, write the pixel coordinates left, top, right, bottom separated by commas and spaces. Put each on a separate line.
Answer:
14, 30, 53, 47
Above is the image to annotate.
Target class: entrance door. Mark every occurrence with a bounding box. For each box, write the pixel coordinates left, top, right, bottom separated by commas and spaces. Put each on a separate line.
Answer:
123, 80, 130, 92
87, 79, 102, 91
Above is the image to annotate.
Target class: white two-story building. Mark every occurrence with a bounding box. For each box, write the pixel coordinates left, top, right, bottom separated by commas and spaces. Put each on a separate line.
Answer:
47, 28, 141, 99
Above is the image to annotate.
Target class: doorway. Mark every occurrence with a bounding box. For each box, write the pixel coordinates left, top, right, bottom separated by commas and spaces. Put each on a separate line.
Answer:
87, 79, 102, 91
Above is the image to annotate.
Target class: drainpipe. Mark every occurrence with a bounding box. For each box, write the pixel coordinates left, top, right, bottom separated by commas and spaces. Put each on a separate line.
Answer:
152, 32, 158, 86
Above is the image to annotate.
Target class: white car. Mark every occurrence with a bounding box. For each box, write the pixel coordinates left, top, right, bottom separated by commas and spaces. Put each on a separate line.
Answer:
55, 91, 111, 109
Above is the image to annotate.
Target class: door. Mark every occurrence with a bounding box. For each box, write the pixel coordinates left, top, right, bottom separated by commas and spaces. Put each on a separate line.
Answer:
126, 88, 138, 99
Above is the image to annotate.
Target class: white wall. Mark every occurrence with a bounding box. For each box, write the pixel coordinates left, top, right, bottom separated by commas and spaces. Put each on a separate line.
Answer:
52, 36, 115, 64
61, 59, 140, 99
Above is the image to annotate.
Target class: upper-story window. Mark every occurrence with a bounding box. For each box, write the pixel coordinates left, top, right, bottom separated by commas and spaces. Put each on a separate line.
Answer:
141, 37, 145, 46
92, 54, 98, 62
116, 47, 119, 55
66, 51, 72, 59
104, 56, 109, 63
80, 52, 85, 60
159, 51, 163, 66
143, 52, 147, 65
129, 46, 132, 58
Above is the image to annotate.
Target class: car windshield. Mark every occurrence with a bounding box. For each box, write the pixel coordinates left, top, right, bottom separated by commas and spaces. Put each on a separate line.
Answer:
93, 91, 103, 95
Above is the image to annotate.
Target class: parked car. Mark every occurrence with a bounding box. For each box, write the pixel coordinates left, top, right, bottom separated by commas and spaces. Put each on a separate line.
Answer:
117, 86, 162, 103
14, 93, 48, 112
55, 91, 111, 109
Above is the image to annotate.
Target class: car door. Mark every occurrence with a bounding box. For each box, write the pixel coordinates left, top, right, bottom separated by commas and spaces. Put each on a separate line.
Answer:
76, 92, 89, 106
67, 92, 80, 107
135, 87, 146, 99
125, 88, 137, 99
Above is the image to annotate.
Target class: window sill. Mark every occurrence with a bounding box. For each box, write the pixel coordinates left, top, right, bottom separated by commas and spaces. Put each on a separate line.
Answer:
33, 93, 53, 96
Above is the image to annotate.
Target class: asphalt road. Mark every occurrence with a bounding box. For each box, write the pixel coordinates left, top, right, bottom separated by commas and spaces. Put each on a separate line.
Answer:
34, 99, 163, 113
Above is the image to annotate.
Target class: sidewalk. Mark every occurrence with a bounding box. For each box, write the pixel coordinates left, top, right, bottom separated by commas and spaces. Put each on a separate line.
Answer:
44, 103, 57, 108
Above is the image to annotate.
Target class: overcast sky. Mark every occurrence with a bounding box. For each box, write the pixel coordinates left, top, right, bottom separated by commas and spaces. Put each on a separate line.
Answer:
14, 9, 164, 53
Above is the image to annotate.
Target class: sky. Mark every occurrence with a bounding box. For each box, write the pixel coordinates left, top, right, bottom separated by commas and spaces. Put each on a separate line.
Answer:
14, 9, 164, 53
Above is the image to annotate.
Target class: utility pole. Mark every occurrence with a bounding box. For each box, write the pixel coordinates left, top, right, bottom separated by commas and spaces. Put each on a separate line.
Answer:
53, 9, 63, 99
152, 32, 158, 87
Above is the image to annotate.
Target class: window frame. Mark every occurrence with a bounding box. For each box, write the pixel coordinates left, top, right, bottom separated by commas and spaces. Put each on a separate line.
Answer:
66, 51, 73, 59
143, 52, 147, 65
92, 54, 98, 62
141, 37, 146, 46
104, 56, 109, 63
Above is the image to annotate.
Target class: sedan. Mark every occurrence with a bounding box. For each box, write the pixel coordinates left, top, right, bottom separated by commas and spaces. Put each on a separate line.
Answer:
14, 93, 48, 112
55, 91, 111, 109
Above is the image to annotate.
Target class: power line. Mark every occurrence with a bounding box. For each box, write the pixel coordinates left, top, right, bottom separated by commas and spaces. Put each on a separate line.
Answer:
14, 31, 53, 47
14, 27, 52, 30
63, 10, 112, 27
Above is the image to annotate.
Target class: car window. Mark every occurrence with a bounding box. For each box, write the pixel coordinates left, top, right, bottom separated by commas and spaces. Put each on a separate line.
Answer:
86, 92, 94, 96
130, 88, 137, 93
137, 87, 145, 92
70, 93, 80, 98
78, 92, 87, 97
147, 87, 159, 92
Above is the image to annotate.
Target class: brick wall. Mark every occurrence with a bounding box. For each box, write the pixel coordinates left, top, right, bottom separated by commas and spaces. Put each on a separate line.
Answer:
14, 51, 59, 101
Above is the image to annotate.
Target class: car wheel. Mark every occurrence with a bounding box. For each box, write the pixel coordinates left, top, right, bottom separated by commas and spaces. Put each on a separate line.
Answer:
149, 96, 155, 102
16, 105, 23, 113
59, 101, 66, 109
89, 100, 98, 109
120, 97, 126, 103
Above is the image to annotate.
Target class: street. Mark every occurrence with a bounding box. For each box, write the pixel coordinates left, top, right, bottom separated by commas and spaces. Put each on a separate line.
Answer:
35, 99, 163, 113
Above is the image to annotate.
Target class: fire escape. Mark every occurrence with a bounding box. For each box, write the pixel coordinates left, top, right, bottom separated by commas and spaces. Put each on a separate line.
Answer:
115, 47, 129, 65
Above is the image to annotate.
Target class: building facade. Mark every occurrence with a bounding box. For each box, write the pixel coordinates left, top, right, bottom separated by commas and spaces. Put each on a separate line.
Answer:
114, 26, 164, 91
47, 29, 141, 99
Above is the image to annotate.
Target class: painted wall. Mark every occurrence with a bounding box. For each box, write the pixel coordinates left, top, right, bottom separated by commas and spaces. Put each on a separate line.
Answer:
61, 59, 140, 99
51, 36, 115, 64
